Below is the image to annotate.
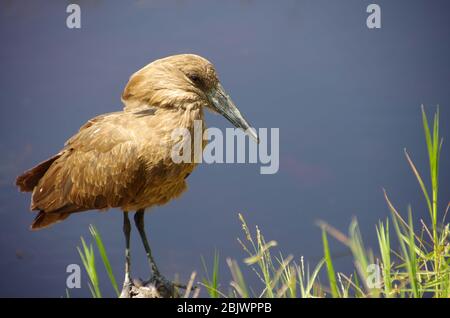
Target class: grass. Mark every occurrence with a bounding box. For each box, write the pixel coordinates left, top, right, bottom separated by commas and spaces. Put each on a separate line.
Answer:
201, 250, 221, 297
77, 225, 120, 298
75, 106, 449, 298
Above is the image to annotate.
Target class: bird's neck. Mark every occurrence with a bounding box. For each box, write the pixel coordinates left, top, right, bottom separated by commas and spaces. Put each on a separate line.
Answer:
169, 104, 206, 142
142, 104, 206, 164
143, 102, 206, 139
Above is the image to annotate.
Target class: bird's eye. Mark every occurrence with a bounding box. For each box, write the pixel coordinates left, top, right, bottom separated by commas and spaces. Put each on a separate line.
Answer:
189, 74, 202, 85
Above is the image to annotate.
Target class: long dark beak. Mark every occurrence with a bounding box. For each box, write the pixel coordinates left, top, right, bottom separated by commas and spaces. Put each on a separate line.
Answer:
208, 83, 259, 143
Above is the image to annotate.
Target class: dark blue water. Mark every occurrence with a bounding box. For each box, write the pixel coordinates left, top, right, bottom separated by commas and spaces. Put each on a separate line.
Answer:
0, 0, 449, 297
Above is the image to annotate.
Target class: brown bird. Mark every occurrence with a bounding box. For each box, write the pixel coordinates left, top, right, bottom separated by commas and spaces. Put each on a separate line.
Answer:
16, 54, 257, 297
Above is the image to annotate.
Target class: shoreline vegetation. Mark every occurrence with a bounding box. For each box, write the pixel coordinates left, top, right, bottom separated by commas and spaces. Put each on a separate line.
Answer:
75, 106, 449, 298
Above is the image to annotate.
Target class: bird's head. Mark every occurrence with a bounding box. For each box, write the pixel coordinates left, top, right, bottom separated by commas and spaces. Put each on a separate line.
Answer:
122, 54, 258, 142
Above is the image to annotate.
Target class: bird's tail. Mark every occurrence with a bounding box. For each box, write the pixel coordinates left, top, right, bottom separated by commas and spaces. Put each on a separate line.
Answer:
16, 153, 85, 230
31, 211, 70, 230
15, 154, 61, 192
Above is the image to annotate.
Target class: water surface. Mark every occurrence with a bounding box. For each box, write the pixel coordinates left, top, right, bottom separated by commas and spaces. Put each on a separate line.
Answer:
0, 0, 449, 297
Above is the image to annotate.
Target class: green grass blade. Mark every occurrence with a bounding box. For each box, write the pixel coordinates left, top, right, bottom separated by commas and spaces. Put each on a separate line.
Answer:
376, 220, 392, 297
421, 105, 433, 162
77, 237, 102, 298
201, 251, 220, 298
404, 150, 432, 216
89, 225, 120, 297
227, 258, 249, 298
322, 229, 339, 298
391, 210, 419, 298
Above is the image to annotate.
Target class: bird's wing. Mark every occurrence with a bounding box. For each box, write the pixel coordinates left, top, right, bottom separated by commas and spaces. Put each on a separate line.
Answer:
31, 112, 147, 215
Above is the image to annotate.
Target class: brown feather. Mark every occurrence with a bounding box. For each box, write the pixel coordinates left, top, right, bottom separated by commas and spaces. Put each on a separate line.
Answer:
16, 154, 61, 192
31, 211, 70, 230
18, 54, 216, 229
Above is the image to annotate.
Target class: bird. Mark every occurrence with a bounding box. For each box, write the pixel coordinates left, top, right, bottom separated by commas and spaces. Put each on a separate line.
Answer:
15, 54, 258, 297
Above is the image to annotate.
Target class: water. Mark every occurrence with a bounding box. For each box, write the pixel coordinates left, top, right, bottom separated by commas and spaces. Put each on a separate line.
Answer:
0, 0, 449, 297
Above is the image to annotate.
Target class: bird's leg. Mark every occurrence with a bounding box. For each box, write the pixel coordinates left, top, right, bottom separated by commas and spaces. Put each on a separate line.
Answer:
120, 211, 133, 298
134, 209, 184, 297
134, 209, 160, 276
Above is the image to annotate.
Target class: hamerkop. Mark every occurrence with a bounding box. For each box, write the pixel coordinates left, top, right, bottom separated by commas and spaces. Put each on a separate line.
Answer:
16, 54, 258, 297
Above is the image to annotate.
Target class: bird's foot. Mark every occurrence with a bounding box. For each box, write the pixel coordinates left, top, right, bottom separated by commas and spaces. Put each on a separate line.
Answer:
119, 275, 186, 298
119, 277, 162, 298
147, 274, 185, 298
119, 278, 133, 298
